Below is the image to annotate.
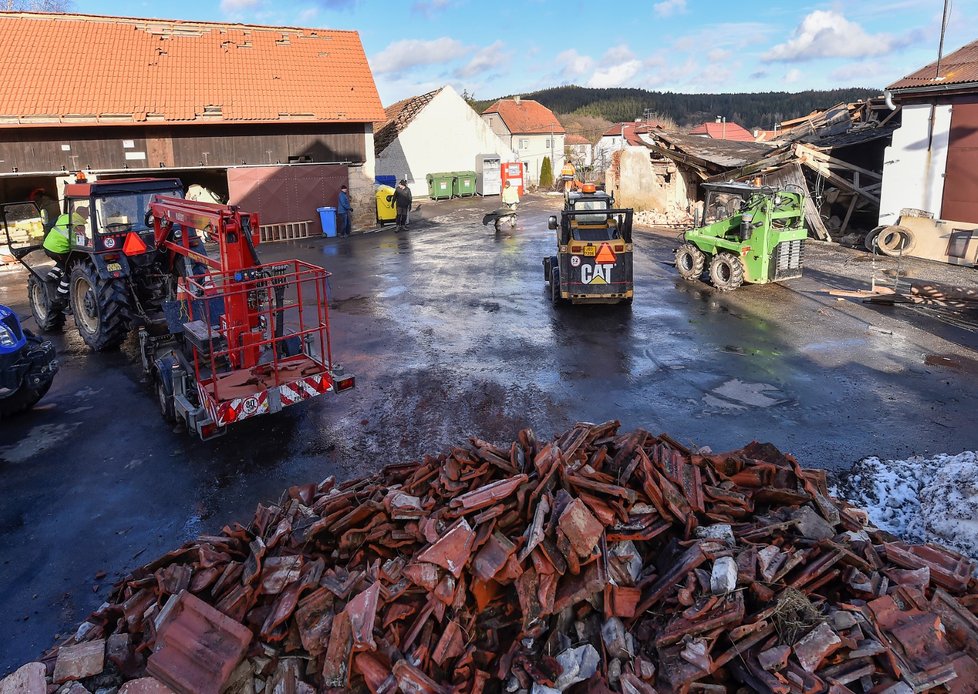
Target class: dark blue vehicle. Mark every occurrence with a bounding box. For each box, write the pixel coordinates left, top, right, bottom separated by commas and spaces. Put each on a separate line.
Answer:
0, 304, 58, 418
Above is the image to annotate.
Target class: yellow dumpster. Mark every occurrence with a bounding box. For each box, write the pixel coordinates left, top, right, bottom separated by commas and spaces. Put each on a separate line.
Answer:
376, 185, 396, 226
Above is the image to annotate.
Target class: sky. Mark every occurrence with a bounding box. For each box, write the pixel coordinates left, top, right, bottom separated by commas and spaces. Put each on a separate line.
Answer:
78, 0, 978, 106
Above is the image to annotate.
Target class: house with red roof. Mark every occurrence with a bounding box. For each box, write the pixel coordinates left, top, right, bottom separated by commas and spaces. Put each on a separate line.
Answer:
0, 12, 385, 233
564, 134, 592, 167
482, 97, 565, 186
688, 120, 754, 142
880, 37, 978, 240
374, 86, 514, 198
593, 122, 661, 172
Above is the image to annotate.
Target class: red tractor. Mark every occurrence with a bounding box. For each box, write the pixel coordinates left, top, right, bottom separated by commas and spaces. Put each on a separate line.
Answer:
5, 178, 354, 439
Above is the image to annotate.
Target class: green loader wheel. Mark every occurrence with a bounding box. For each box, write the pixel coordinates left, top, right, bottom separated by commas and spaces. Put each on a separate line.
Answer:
675, 243, 706, 281
709, 252, 745, 291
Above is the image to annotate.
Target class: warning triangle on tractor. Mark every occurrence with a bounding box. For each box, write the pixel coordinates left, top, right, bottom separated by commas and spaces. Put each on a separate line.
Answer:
123, 232, 148, 255
595, 243, 616, 264
589, 275, 608, 285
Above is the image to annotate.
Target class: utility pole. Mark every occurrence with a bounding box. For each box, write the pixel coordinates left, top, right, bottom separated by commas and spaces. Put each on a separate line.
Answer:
936, 0, 951, 77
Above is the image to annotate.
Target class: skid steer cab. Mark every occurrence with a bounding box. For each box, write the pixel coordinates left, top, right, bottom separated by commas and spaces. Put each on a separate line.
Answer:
543, 185, 634, 305
675, 182, 807, 291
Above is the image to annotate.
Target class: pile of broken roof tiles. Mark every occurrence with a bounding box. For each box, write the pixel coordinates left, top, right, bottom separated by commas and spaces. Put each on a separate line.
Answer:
11, 421, 978, 694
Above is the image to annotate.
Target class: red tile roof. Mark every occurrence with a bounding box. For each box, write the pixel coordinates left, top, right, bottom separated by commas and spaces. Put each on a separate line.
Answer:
0, 12, 385, 127
888, 38, 978, 92
482, 99, 565, 135
688, 121, 754, 142
600, 122, 661, 145
565, 134, 590, 146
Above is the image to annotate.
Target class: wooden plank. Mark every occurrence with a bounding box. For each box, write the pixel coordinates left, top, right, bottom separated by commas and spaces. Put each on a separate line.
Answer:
761, 162, 830, 241
799, 157, 881, 205
797, 144, 883, 180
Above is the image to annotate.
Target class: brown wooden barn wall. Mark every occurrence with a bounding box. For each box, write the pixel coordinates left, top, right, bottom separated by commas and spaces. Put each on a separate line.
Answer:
0, 123, 366, 174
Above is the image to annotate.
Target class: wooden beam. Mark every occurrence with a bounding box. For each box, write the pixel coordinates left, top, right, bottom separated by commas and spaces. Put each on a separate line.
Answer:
796, 144, 883, 180
799, 156, 881, 205
878, 105, 902, 128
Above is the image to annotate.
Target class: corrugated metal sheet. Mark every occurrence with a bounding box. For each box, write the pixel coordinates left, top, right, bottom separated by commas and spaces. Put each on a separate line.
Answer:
888, 39, 978, 91
941, 102, 978, 223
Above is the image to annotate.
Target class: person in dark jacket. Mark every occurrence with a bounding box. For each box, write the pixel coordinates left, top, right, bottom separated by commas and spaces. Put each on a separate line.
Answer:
337, 185, 352, 237
392, 180, 413, 232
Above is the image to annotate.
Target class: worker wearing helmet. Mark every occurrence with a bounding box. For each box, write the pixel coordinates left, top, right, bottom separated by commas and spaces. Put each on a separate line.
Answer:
42, 206, 88, 303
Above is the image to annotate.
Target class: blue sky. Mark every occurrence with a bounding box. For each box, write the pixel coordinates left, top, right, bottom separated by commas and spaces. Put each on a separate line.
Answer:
80, 0, 978, 105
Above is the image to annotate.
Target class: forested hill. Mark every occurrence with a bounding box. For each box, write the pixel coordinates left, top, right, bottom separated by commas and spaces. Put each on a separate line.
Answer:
473, 86, 881, 130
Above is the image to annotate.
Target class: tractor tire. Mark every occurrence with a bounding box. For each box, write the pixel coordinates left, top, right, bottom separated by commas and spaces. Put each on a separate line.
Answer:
28, 273, 65, 333
709, 253, 745, 291
69, 262, 131, 351
877, 225, 915, 257
863, 225, 886, 251
675, 243, 706, 281
155, 372, 177, 424
0, 333, 54, 419
550, 267, 561, 305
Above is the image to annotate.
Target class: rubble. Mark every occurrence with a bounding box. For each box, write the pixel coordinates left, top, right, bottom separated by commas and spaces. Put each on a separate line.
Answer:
6, 421, 978, 693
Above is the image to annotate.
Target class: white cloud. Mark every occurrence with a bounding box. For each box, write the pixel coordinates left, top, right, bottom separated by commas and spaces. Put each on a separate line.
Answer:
653, 0, 686, 17
604, 44, 635, 64
370, 37, 468, 75
455, 41, 506, 78
297, 7, 319, 22
221, 0, 261, 12
707, 48, 731, 62
784, 68, 802, 84
587, 59, 642, 88
763, 10, 899, 62
554, 49, 595, 79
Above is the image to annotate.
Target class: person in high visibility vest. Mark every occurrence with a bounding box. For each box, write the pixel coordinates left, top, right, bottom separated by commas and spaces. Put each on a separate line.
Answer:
560, 158, 576, 194
42, 206, 88, 302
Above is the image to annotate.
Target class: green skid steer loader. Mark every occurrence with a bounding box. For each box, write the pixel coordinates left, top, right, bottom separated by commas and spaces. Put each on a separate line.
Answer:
675, 182, 807, 291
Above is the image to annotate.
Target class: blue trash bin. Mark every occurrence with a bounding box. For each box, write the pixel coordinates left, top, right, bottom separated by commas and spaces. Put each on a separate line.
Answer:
375, 175, 397, 188
318, 206, 337, 237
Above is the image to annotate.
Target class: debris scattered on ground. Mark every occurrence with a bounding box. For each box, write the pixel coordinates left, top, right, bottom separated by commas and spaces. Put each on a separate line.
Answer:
7, 422, 978, 693
634, 207, 693, 227
833, 450, 978, 563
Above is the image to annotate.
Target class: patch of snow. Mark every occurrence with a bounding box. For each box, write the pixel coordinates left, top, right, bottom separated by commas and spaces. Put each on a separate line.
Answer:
832, 451, 978, 562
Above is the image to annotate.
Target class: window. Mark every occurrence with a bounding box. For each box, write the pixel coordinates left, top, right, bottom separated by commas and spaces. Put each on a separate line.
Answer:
947, 230, 975, 259
519, 138, 528, 150
545, 138, 551, 148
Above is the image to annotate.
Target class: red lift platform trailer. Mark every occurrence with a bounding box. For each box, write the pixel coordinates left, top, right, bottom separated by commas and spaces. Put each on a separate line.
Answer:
137, 196, 354, 440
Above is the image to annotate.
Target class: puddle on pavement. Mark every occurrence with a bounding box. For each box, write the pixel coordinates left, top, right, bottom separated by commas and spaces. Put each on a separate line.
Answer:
0, 422, 80, 463
703, 378, 787, 411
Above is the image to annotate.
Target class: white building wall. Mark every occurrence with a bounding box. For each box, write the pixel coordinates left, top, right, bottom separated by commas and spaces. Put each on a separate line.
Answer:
878, 102, 953, 225
511, 133, 566, 186
594, 135, 624, 172
377, 85, 515, 198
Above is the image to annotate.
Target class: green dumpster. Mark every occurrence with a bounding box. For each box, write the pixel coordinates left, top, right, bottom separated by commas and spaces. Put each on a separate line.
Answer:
452, 170, 476, 197
426, 172, 455, 200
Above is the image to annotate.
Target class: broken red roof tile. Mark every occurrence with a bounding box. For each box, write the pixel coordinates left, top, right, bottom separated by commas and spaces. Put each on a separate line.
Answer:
416, 518, 476, 578
147, 592, 252, 694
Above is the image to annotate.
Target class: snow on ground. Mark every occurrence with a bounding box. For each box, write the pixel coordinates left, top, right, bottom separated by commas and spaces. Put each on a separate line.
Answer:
831, 451, 978, 562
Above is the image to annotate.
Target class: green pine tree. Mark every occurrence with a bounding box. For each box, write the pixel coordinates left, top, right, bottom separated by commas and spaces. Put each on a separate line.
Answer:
540, 156, 554, 189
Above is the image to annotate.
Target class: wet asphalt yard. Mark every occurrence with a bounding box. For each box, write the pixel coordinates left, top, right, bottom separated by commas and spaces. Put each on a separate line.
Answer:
2, 193, 978, 672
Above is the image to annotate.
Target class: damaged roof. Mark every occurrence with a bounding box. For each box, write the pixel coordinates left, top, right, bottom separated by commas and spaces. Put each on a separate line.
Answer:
482, 98, 565, 135
652, 131, 774, 169
888, 38, 978, 92
689, 121, 755, 142
0, 11, 385, 127
373, 87, 442, 156
601, 122, 662, 145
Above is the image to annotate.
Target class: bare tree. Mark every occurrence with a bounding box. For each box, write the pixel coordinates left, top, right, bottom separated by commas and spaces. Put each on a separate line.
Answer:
3, 0, 72, 10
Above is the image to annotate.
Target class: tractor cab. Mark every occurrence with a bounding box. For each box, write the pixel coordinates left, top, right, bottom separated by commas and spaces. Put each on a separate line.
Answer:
63, 177, 184, 258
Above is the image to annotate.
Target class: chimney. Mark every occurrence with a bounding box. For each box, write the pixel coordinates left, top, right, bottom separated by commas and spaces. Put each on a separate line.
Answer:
514, 95, 521, 105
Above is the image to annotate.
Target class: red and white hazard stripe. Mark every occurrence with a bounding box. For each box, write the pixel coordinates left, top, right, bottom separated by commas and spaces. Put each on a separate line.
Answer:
279, 374, 330, 406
